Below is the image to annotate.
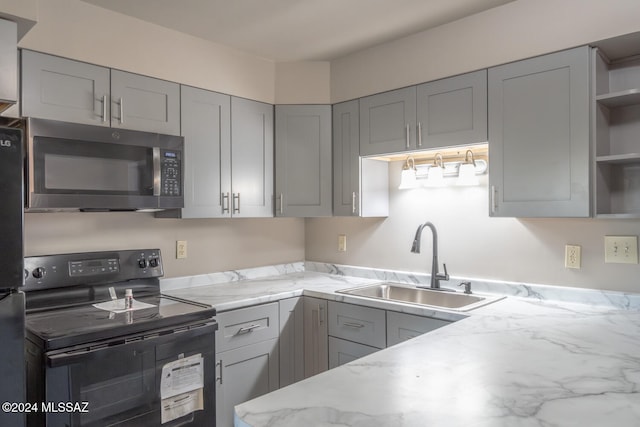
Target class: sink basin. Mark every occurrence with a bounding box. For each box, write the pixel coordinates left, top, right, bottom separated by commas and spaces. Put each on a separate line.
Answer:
337, 283, 503, 311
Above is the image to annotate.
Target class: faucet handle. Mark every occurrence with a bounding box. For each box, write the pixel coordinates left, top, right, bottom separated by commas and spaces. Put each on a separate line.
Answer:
437, 263, 449, 281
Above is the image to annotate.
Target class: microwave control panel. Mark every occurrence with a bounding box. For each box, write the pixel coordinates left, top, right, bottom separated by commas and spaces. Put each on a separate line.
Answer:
160, 150, 182, 197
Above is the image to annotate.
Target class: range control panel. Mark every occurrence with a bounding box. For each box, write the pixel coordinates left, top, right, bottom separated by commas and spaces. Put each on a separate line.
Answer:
23, 249, 164, 291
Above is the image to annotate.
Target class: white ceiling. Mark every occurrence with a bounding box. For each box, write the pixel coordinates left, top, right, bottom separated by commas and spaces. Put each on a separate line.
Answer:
81, 0, 515, 62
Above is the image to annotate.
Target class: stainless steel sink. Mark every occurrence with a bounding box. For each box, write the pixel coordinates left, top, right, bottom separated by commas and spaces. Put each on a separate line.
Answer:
337, 282, 503, 311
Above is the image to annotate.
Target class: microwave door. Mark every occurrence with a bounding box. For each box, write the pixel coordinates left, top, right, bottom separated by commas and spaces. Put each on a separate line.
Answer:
29, 136, 159, 210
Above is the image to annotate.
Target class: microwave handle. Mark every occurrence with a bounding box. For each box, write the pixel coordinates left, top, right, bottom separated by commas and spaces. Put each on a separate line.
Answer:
153, 147, 161, 196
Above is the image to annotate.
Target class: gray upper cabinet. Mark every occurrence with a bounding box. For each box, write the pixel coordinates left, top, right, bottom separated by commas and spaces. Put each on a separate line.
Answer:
488, 46, 591, 217
275, 104, 332, 217
22, 50, 110, 126
232, 97, 274, 218
110, 69, 180, 135
416, 70, 487, 149
359, 87, 417, 156
333, 100, 389, 217
21, 50, 180, 135
177, 85, 231, 218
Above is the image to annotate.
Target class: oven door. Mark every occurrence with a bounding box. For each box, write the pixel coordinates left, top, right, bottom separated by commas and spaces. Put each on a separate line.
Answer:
37, 321, 216, 427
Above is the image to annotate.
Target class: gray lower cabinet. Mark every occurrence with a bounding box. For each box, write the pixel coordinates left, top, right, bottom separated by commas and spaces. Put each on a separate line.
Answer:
488, 46, 591, 217
21, 50, 180, 135
215, 303, 279, 427
216, 339, 279, 427
303, 297, 328, 378
275, 105, 332, 217
333, 100, 389, 217
327, 301, 386, 349
359, 86, 417, 156
416, 70, 487, 149
279, 297, 304, 387
386, 311, 451, 347
328, 336, 379, 369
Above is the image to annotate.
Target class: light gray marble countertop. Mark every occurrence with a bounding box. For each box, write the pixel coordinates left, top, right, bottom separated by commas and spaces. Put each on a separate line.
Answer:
162, 266, 640, 427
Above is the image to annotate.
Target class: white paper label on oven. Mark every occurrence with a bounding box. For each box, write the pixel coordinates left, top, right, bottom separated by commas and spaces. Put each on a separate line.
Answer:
161, 388, 204, 424
160, 353, 204, 399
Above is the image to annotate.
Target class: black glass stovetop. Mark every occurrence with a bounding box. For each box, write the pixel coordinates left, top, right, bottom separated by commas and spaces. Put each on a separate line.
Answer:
26, 294, 216, 351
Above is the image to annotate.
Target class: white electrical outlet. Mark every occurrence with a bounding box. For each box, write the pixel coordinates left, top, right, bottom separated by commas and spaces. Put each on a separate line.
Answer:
338, 234, 347, 252
604, 236, 638, 264
176, 240, 188, 259
564, 244, 581, 269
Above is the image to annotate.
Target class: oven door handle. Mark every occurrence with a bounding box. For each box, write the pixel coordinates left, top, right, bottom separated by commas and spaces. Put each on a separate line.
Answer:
46, 343, 113, 368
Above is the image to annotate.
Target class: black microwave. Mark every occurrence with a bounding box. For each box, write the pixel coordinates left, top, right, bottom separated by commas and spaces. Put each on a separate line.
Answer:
25, 118, 183, 211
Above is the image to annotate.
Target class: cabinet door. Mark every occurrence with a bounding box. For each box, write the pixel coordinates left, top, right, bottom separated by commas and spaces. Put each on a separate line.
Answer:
386, 311, 451, 347
417, 70, 487, 148
333, 100, 389, 217
179, 86, 231, 218
231, 97, 274, 218
328, 336, 379, 369
333, 100, 360, 216
279, 297, 304, 388
21, 50, 110, 126
303, 297, 328, 378
275, 105, 332, 217
359, 86, 417, 156
216, 338, 279, 427
488, 46, 591, 217
110, 69, 180, 135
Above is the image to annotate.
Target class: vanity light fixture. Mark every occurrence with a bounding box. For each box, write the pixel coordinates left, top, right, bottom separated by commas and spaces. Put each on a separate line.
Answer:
425, 153, 445, 187
456, 150, 480, 186
398, 156, 418, 189
397, 147, 488, 189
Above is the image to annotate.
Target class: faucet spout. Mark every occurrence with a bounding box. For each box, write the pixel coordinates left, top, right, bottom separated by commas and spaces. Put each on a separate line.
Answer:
410, 222, 449, 289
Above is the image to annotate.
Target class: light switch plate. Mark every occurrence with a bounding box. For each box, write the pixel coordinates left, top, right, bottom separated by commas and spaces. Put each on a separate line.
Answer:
604, 236, 638, 264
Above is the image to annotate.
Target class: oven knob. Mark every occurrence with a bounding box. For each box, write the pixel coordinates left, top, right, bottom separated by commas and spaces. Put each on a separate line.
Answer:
149, 258, 159, 268
32, 267, 46, 279
138, 259, 148, 269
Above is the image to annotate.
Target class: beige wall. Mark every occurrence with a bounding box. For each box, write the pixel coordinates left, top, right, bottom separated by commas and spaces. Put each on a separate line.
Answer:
331, 0, 640, 102
25, 213, 305, 278
6, 0, 640, 289
305, 163, 640, 293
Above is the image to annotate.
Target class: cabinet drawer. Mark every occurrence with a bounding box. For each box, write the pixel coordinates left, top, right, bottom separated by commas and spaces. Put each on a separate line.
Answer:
216, 302, 279, 352
386, 311, 451, 347
328, 336, 379, 369
328, 301, 386, 349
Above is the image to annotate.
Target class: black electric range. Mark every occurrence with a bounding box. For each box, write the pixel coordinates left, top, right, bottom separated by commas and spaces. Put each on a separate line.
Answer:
23, 249, 217, 427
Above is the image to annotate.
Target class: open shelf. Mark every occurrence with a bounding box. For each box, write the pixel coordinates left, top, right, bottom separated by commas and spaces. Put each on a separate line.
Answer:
596, 153, 640, 164
596, 88, 640, 108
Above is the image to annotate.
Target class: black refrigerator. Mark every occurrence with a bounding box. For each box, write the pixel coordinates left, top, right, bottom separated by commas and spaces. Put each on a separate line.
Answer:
0, 127, 25, 427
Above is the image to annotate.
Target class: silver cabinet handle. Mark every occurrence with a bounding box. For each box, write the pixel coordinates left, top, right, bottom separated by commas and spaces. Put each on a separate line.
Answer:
119, 97, 124, 124
221, 192, 230, 214
352, 191, 357, 214
343, 322, 365, 329
417, 122, 423, 147
237, 324, 260, 335
319, 305, 325, 326
405, 124, 410, 149
101, 95, 107, 123
152, 147, 161, 196
279, 193, 284, 215
491, 185, 498, 214
232, 193, 240, 214
216, 360, 223, 384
